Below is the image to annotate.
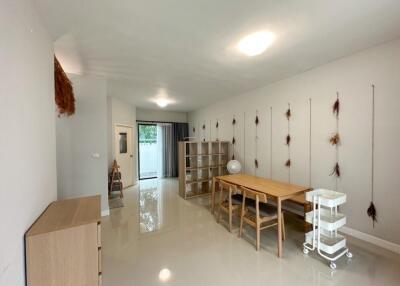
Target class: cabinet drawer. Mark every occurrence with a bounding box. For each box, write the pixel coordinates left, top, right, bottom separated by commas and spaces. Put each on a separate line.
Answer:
98, 248, 102, 273
97, 223, 101, 247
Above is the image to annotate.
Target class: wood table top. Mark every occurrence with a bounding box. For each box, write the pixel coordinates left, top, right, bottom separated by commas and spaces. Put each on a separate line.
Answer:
216, 174, 310, 199
26, 195, 101, 236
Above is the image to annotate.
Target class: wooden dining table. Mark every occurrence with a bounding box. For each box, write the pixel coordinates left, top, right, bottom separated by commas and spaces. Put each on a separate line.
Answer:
211, 174, 310, 258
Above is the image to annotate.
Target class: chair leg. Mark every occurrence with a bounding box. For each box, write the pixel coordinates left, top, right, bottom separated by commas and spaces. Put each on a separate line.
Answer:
281, 212, 286, 241
217, 191, 222, 223
239, 209, 244, 238
256, 221, 260, 251
229, 206, 232, 232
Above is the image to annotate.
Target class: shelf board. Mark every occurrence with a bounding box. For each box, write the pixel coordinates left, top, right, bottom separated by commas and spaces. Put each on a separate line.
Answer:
185, 153, 227, 157
186, 164, 224, 170
186, 166, 209, 170
186, 178, 211, 184
185, 154, 210, 157
185, 191, 212, 199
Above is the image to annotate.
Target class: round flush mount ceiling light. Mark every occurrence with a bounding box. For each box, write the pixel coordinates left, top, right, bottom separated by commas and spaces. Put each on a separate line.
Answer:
158, 268, 172, 282
152, 88, 175, 108
155, 98, 169, 108
237, 31, 275, 57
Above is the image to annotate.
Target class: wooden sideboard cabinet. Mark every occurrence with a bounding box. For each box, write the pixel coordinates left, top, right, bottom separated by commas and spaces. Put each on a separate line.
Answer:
26, 195, 102, 286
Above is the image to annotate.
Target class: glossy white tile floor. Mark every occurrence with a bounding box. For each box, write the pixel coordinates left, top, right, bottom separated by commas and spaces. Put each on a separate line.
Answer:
102, 178, 400, 286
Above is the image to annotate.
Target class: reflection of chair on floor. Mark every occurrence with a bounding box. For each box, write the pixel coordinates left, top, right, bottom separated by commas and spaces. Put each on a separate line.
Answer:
239, 186, 285, 251
109, 160, 123, 198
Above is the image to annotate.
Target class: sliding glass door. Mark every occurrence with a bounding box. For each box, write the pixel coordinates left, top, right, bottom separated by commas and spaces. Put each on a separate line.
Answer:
138, 121, 188, 180
138, 123, 161, 180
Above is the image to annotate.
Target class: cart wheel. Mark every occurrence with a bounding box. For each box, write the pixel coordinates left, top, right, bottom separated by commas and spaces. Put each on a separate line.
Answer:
346, 252, 353, 258
329, 262, 336, 270
303, 248, 309, 254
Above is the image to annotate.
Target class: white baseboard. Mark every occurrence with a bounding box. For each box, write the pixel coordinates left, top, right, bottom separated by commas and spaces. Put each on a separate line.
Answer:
340, 226, 400, 254
101, 209, 110, 217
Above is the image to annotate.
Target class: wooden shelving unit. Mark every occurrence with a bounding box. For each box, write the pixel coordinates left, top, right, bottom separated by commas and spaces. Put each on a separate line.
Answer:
179, 141, 230, 199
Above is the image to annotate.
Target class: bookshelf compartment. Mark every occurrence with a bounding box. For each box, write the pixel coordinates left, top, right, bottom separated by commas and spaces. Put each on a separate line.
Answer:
220, 154, 228, 166
200, 142, 209, 155
197, 156, 209, 168
197, 168, 209, 181
188, 142, 198, 156
210, 167, 219, 178
220, 142, 229, 156
211, 142, 219, 154
210, 155, 219, 167
186, 170, 198, 182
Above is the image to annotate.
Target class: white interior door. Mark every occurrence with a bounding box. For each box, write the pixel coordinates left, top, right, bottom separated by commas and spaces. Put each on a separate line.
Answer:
115, 125, 133, 187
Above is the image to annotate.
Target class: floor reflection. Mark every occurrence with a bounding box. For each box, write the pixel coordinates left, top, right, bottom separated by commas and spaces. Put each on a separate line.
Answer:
139, 179, 163, 233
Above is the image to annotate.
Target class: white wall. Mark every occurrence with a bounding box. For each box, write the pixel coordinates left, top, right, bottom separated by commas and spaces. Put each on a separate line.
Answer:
107, 97, 137, 184
136, 108, 187, 123
0, 1, 57, 285
56, 75, 109, 212
189, 38, 400, 245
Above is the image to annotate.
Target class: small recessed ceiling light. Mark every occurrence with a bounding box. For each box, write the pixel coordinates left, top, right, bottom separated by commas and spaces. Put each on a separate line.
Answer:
237, 31, 275, 57
158, 268, 171, 282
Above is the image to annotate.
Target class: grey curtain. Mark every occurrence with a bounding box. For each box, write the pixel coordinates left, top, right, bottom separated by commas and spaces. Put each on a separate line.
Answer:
161, 122, 188, 177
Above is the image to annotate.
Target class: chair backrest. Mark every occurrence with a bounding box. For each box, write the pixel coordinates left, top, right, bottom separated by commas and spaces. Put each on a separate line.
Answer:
219, 181, 238, 195
240, 186, 267, 204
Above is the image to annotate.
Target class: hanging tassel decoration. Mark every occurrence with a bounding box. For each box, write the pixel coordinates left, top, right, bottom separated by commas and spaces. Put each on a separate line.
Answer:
285, 107, 291, 120
232, 137, 236, 145
367, 202, 377, 226
192, 127, 195, 133
286, 134, 291, 145
255, 115, 259, 125
367, 84, 377, 227
329, 133, 341, 145
285, 159, 291, 167
255, 159, 258, 168
232, 154, 235, 160
202, 124, 205, 130
330, 162, 341, 177
333, 92, 340, 117
216, 121, 219, 128
232, 118, 236, 125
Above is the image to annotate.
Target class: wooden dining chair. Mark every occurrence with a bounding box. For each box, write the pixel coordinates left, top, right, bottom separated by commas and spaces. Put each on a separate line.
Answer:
239, 187, 286, 251
217, 181, 243, 232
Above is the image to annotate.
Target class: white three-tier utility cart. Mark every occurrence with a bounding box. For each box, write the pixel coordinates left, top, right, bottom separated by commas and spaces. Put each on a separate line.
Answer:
303, 189, 353, 269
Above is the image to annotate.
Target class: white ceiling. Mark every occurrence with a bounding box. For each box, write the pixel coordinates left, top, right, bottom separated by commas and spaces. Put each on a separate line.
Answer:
35, 0, 400, 111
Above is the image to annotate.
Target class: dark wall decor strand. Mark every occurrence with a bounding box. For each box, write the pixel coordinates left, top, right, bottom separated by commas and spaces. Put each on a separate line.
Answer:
232, 114, 236, 160
367, 84, 377, 227
270, 107, 273, 179
202, 122, 206, 142
215, 119, 219, 141
309, 98, 312, 188
330, 92, 341, 190
285, 103, 292, 183
254, 110, 260, 174
243, 112, 246, 173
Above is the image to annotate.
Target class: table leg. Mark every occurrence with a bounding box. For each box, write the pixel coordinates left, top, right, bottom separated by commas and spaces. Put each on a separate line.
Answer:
277, 197, 282, 258
211, 177, 216, 214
